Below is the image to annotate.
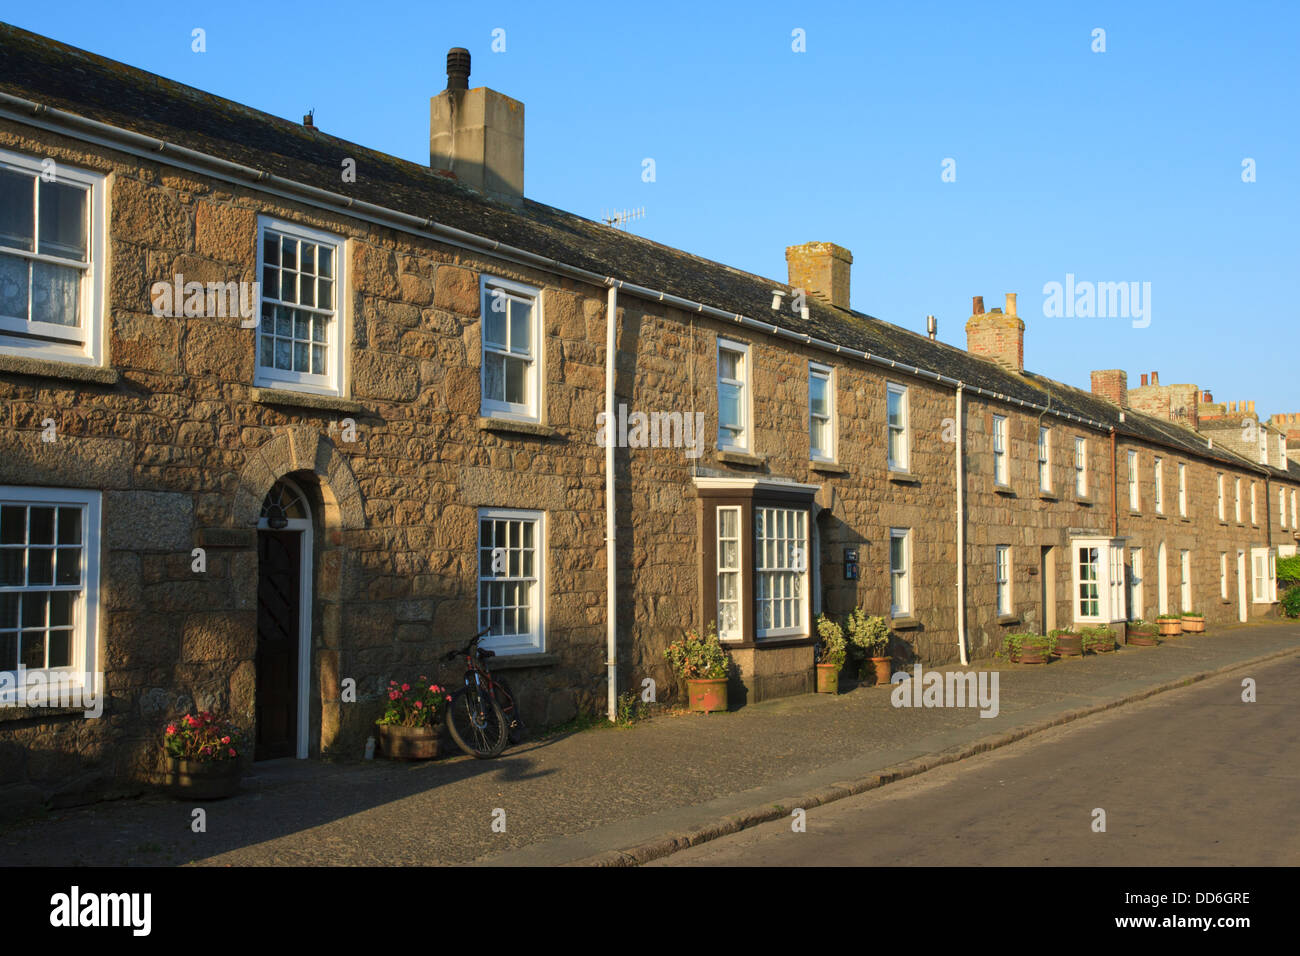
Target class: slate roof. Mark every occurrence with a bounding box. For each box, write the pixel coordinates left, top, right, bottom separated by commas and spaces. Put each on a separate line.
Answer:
0, 22, 1290, 481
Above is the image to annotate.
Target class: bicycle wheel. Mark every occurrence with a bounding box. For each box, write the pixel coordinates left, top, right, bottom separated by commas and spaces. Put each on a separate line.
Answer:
446, 685, 509, 759
494, 678, 527, 745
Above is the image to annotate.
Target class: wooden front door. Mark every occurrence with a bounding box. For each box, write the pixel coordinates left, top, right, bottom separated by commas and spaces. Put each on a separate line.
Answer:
256, 530, 300, 760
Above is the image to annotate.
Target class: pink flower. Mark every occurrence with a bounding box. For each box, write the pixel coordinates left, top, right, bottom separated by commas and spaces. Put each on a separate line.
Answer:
414, 701, 422, 709
221, 736, 231, 745
166, 724, 177, 735
445, 695, 452, 703
228, 748, 236, 757
401, 684, 410, 692
389, 691, 399, 700
186, 715, 200, 729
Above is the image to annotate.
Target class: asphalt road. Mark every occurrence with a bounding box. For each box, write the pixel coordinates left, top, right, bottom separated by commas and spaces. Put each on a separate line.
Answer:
654, 653, 1300, 866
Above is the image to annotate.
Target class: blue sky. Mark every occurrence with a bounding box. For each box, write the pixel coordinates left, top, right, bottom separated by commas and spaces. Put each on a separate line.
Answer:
7, 0, 1297, 413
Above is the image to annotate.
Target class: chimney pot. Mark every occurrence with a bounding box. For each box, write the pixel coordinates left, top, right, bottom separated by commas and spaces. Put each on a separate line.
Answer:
1248, 400, 1256, 414
302, 112, 314, 127
927, 314, 937, 340
446, 47, 471, 91
1141, 373, 1149, 386
1151, 371, 1159, 386
972, 295, 984, 314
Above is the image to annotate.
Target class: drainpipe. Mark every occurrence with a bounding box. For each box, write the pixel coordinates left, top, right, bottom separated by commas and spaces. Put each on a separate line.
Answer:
605, 283, 619, 721
955, 383, 968, 665
1110, 428, 1118, 538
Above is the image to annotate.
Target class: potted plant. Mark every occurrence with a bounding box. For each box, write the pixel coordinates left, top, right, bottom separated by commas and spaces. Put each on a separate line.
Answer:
1081, 626, 1116, 654
1005, 633, 1055, 664
665, 623, 731, 713
814, 614, 847, 694
847, 608, 892, 684
1180, 610, 1205, 633
1050, 628, 1083, 658
376, 675, 450, 759
1127, 619, 1160, 646
163, 711, 246, 800
1156, 613, 1183, 637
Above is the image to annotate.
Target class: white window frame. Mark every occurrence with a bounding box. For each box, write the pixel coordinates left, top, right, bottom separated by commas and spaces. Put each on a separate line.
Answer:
476, 508, 545, 654
1127, 450, 1139, 511
1251, 547, 1276, 604
1129, 547, 1144, 621
1072, 537, 1126, 625
0, 150, 106, 366
1153, 457, 1164, 513
1178, 463, 1187, 517
1291, 490, 1297, 530
0, 486, 101, 706
715, 505, 742, 641
808, 362, 835, 462
1217, 474, 1225, 521
1220, 552, 1228, 600
887, 383, 910, 473
993, 415, 1009, 487
1039, 427, 1051, 493
716, 337, 752, 453
1074, 437, 1087, 497
1250, 483, 1257, 525
479, 275, 543, 422
1280, 488, 1287, 529
1180, 549, 1192, 612
255, 217, 347, 395
1235, 478, 1242, 523
995, 545, 1011, 616
754, 506, 809, 639
889, 527, 912, 617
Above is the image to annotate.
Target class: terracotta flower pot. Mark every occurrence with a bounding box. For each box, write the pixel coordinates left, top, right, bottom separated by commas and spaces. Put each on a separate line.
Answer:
378, 723, 441, 760
1054, 634, 1083, 657
167, 757, 242, 800
1129, 631, 1159, 646
871, 657, 892, 684
1157, 619, 1183, 636
1181, 615, 1205, 633
687, 677, 728, 713
816, 663, 840, 694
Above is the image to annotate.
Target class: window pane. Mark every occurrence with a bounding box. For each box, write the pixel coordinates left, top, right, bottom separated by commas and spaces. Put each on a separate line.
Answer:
0, 550, 21, 586
48, 591, 73, 628
37, 180, 88, 261
0, 506, 24, 545
504, 356, 527, 405
21, 631, 45, 669
719, 383, 741, 430
318, 247, 332, 278
485, 301, 507, 346
30, 261, 81, 327
810, 374, 827, 414
811, 416, 828, 453
55, 547, 80, 585
56, 507, 80, 545
509, 300, 531, 355
0, 252, 29, 320
719, 350, 738, 380
47, 630, 71, 668
0, 633, 15, 671
28, 507, 54, 544
887, 390, 903, 427
28, 548, 53, 586
0, 168, 34, 252
0, 592, 17, 628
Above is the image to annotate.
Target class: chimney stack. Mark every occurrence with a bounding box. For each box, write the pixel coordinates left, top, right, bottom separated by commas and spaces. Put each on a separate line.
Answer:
1091, 369, 1128, 407
430, 47, 525, 205
927, 314, 937, 340
785, 242, 853, 310
965, 292, 1024, 372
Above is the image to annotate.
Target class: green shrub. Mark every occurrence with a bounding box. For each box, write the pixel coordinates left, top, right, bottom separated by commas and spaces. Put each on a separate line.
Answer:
815, 613, 848, 670
1281, 586, 1300, 619
846, 609, 891, 656
665, 623, 731, 680
1276, 555, 1300, 585
1005, 633, 1055, 657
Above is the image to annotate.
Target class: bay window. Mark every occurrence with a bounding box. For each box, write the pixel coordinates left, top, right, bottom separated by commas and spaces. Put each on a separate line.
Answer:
1072, 537, 1126, 626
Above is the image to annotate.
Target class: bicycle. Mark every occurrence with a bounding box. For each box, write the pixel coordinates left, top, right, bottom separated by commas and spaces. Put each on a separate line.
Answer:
443, 626, 528, 758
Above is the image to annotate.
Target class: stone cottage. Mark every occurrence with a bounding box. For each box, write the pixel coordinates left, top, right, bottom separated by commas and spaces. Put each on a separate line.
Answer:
0, 25, 1295, 810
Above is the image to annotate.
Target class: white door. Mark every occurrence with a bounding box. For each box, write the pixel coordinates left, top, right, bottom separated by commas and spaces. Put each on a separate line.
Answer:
1237, 550, 1248, 622
1157, 543, 1168, 615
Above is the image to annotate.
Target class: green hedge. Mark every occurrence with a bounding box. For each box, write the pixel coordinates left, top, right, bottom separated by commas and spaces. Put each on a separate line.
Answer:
1277, 555, 1300, 585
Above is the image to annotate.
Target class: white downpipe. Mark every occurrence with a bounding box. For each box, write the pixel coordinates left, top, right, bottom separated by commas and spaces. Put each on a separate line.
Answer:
955, 384, 969, 665
605, 284, 618, 721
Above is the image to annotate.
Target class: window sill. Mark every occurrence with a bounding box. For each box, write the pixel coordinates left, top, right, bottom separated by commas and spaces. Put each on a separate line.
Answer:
478, 417, 558, 439
0, 352, 119, 386
0, 703, 90, 724
251, 387, 364, 414
994, 486, 1016, 498
1154, 513, 1167, 520
890, 616, 921, 630
717, 449, 765, 467
1039, 491, 1058, 501
809, 460, 850, 476
887, 470, 920, 485
1074, 497, 1093, 507
1179, 517, 1191, 523
996, 614, 1021, 625
1129, 509, 1142, 516
485, 652, 558, 670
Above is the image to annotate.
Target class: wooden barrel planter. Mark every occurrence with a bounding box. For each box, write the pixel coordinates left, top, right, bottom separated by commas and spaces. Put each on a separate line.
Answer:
1128, 631, 1160, 646
1085, 635, 1116, 654
1054, 633, 1083, 658
167, 758, 242, 800
687, 678, 728, 713
1157, 618, 1184, 637
815, 664, 840, 694
1181, 615, 1205, 633
378, 724, 441, 760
